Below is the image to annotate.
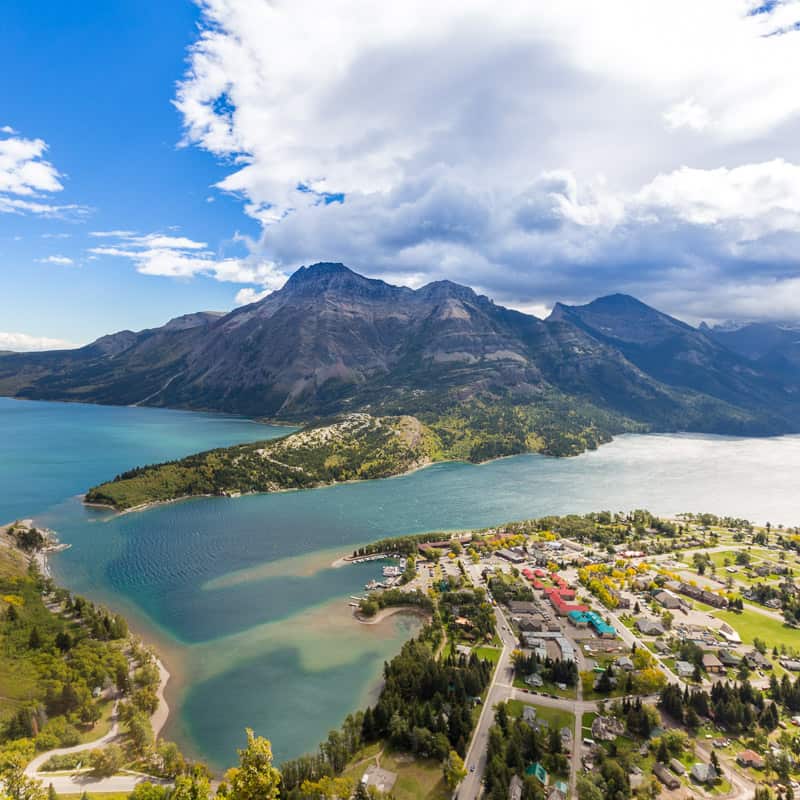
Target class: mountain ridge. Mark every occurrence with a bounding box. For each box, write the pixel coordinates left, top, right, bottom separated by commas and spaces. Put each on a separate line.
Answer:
1, 263, 799, 456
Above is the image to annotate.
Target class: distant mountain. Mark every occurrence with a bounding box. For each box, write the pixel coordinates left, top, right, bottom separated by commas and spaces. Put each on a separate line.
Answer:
702, 321, 800, 383
1, 264, 799, 453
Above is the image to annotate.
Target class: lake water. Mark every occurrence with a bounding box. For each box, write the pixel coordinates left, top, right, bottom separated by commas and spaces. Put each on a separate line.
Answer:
4, 397, 800, 767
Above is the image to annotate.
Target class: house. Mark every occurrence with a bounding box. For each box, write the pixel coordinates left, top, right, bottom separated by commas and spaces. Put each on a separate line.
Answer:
655, 590, 683, 609
560, 727, 572, 749
525, 673, 544, 688
591, 716, 625, 741
737, 750, 765, 769
361, 765, 398, 794
455, 644, 472, 658
718, 622, 741, 644
508, 774, 524, 800
669, 758, 686, 775
691, 762, 718, 784
745, 649, 772, 670
675, 660, 695, 678
702, 653, 724, 673
498, 547, 526, 564
780, 659, 800, 671
718, 649, 741, 668
509, 600, 539, 615
523, 706, 538, 726
636, 618, 665, 636
616, 656, 634, 671
653, 763, 680, 789
526, 763, 548, 786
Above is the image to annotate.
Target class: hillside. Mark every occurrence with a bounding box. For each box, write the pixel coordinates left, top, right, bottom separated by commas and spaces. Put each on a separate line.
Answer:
2, 263, 800, 444
84, 414, 443, 509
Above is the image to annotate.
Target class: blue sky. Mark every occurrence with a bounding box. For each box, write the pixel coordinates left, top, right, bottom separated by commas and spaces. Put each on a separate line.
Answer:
0, 1, 260, 347
2, 0, 800, 349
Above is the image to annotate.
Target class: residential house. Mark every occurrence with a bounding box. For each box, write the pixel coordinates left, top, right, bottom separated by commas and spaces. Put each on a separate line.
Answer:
654, 590, 684, 610
526, 763, 548, 787
508, 775, 524, 800
675, 660, 695, 678
616, 656, 634, 671
591, 716, 625, 741
509, 600, 539, 615
718, 622, 741, 644
669, 758, 686, 775
522, 707, 538, 726
780, 659, 800, 671
525, 673, 544, 688
737, 750, 765, 769
636, 618, 665, 636
745, 649, 772, 670
702, 653, 724, 673
691, 763, 718, 784
560, 727, 572, 750
653, 763, 680, 790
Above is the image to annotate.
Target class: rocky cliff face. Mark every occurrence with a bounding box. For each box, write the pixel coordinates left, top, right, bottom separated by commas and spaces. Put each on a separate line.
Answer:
1, 263, 799, 436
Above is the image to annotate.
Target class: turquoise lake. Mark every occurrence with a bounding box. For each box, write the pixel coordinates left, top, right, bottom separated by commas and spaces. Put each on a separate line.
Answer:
3, 396, 800, 768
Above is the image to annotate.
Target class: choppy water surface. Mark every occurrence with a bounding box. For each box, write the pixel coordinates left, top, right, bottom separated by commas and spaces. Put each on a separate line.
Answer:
4, 397, 800, 766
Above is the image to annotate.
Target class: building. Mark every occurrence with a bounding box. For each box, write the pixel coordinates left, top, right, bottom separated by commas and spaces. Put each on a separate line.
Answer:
654, 590, 684, 609
737, 750, 765, 769
525, 763, 548, 786
718, 649, 740, 668
523, 706, 538, 726
525, 673, 544, 688
780, 659, 800, 671
702, 653, 724, 673
669, 758, 686, 775
653, 763, 680, 789
745, 649, 772, 670
616, 656, 634, 671
591, 716, 625, 741
675, 660, 695, 678
568, 610, 616, 638
498, 548, 526, 564
718, 622, 741, 644
508, 775, 524, 800
690, 763, 718, 784
636, 618, 665, 636
509, 600, 539, 615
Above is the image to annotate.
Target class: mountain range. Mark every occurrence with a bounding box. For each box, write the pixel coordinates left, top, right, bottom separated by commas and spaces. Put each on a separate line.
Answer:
2, 262, 799, 457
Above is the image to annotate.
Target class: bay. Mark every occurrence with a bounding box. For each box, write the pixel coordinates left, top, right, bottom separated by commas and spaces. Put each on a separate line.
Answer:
4, 397, 800, 767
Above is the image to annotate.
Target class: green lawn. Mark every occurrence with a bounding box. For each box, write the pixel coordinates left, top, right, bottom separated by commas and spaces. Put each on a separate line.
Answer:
379, 751, 450, 800
473, 646, 501, 664
713, 608, 797, 649
507, 700, 574, 732
513, 676, 577, 699
581, 712, 597, 735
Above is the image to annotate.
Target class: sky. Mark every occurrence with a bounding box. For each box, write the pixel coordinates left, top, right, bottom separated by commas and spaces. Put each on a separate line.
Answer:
2, 0, 800, 349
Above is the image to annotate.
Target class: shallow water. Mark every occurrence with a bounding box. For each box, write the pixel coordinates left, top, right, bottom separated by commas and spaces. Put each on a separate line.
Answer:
4, 397, 800, 767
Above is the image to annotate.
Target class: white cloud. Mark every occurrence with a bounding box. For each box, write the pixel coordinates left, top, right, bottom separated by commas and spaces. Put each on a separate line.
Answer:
1, 125, 17, 135
234, 287, 272, 305
0, 130, 85, 217
663, 98, 711, 132
38, 255, 74, 265
87, 230, 287, 293
0, 331, 79, 352
169, 0, 800, 321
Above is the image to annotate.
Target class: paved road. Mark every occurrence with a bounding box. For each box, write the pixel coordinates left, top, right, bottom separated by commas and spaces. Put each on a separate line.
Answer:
25, 702, 171, 795
459, 604, 518, 799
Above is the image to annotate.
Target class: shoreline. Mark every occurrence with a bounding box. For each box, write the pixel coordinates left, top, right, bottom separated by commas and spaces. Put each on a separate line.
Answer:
354, 605, 433, 625
33, 541, 174, 742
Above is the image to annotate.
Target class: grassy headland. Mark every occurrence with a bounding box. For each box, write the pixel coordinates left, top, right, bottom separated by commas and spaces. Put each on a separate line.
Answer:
85, 398, 641, 511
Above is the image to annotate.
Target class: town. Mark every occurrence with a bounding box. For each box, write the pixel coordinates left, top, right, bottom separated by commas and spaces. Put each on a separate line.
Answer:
348, 511, 800, 799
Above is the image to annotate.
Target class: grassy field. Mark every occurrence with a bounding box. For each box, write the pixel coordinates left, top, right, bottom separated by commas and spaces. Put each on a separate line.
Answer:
506, 700, 574, 732
714, 608, 797, 649
473, 645, 501, 664
62, 795, 130, 800
379, 751, 450, 800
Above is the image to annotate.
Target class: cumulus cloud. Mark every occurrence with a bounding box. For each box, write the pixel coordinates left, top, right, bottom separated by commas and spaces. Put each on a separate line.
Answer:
0, 331, 79, 352
170, 0, 800, 321
0, 130, 86, 217
88, 230, 287, 295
